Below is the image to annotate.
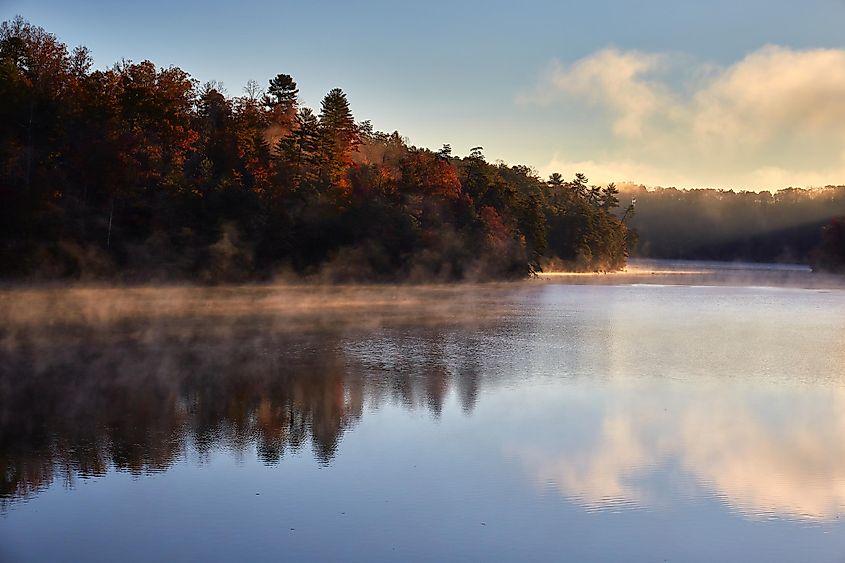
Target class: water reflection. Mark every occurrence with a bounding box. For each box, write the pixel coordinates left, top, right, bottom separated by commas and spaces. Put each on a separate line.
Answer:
0, 285, 509, 508
513, 385, 845, 520
2, 280, 845, 534
510, 283, 845, 522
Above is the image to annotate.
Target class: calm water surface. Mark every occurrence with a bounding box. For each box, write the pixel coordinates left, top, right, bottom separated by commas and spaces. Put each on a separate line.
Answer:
1, 263, 845, 562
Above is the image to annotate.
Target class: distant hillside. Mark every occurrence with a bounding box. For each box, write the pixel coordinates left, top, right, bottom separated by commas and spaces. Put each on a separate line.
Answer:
618, 185, 845, 264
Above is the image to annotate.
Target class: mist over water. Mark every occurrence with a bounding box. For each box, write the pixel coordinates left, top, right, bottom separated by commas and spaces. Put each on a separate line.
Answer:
2, 263, 845, 562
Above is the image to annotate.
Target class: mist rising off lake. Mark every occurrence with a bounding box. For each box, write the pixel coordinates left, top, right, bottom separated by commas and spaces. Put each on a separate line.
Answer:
2, 263, 845, 562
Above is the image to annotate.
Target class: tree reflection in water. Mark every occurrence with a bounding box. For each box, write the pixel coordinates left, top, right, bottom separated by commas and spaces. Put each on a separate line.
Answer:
0, 285, 502, 508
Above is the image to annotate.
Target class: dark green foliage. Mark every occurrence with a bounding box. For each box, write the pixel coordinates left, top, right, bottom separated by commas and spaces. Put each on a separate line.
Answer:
812, 217, 845, 273
266, 73, 298, 110
542, 175, 628, 271
0, 18, 632, 281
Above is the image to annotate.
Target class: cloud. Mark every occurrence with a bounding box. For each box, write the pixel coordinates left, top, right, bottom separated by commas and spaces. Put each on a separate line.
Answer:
692, 46, 845, 146
522, 48, 673, 137
525, 46, 845, 189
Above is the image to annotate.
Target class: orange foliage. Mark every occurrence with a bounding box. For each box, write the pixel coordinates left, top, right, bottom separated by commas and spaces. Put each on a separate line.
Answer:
401, 152, 462, 199
479, 205, 512, 252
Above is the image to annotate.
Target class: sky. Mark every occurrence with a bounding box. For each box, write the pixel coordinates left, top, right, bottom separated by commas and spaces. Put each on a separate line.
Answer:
5, 0, 845, 190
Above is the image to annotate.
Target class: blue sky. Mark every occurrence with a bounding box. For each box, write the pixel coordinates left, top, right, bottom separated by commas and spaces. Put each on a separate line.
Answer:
5, 0, 845, 189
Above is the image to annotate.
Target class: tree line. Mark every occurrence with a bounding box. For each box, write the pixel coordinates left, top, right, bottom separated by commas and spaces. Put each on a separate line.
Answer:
620, 184, 845, 271
0, 17, 632, 281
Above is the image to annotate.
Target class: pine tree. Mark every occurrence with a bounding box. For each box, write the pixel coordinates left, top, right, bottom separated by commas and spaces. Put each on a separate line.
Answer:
276, 107, 320, 190
318, 88, 358, 186
600, 182, 620, 210
267, 74, 297, 108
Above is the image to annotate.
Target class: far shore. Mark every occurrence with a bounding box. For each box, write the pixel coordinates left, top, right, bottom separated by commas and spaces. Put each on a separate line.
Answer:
536, 259, 844, 290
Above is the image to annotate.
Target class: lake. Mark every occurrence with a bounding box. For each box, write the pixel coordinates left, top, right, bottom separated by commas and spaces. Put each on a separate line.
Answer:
2, 261, 845, 562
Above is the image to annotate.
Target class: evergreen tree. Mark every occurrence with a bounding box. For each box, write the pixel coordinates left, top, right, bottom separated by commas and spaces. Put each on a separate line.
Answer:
267, 73, 298, 110
600, 183, 620, 210
318, 88, 358, 186
276, 107, 320, 190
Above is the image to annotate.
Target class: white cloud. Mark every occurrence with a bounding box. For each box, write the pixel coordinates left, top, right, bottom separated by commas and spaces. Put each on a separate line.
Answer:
525, 46, 845, 189
692, 46, 845, 146
523, 49, 673, 137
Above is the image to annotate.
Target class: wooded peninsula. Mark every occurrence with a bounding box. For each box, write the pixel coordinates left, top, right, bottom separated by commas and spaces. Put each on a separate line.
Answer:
2, 17, 843, 280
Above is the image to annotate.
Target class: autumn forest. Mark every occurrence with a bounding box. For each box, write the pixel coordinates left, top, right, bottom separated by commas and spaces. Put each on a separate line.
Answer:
2, 17, 845, 281
0, 17, 635, 282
